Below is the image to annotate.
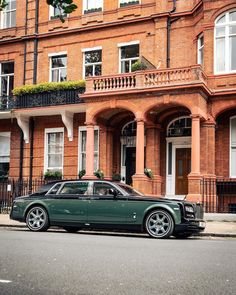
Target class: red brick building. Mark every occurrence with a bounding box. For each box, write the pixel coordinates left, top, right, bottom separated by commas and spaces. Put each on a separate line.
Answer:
0, 0, 236, 211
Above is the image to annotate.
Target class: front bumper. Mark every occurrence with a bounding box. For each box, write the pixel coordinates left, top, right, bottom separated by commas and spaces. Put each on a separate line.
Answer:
174, 219, 206, 234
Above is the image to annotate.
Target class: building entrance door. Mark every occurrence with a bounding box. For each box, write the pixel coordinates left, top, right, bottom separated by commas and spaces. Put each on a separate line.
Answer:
125, 147, 136, 185
175, 148, 191, 195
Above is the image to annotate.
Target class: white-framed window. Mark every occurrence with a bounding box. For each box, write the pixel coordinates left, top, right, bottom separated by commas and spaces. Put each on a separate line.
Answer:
119, 0, 140, 8
0, 62, 14, 99
83, 0, 103, 14
0, 132, 10, 178
230, 116, 236, 177
82, 47, 102, 78
197, 34, 204, 66
0, 0, 16, 29
118, 41, 139, 73
44, 128, 64, 173
215, 10, 236, 74
78, 126, 99, 172
49, 5, 67, 20
49, 54, 67, 82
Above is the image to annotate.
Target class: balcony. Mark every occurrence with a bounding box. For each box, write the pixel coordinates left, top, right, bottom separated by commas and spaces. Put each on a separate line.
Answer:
84, 65, 208, 96
14, 88, 84, 109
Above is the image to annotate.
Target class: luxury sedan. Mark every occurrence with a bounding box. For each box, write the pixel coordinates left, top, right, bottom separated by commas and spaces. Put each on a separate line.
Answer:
10, 180, 205, 239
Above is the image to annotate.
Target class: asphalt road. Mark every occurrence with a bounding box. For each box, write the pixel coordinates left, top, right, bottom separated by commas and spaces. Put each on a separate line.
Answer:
0, 228, 236, 295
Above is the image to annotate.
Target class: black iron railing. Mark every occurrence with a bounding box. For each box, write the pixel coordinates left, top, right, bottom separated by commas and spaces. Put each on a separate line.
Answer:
201, 179, 236, 213
15, 88, 85, 109
0, 96, 15, 111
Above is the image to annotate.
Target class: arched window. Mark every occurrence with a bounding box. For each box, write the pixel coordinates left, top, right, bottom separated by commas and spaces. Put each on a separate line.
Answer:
167, 117, 191, 137
215, 10, 236, 73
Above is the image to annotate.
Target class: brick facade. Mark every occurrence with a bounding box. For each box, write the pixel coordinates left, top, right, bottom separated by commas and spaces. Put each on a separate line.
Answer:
0, 0, 236, 208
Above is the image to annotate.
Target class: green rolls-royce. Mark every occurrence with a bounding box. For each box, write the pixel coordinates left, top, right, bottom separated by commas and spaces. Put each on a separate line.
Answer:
10, 180, 205, 238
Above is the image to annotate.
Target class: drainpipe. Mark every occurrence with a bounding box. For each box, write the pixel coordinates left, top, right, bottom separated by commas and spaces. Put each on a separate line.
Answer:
23, 0, 29, 84
166, 0, 177, 68
28, 0, 39, 190
19, 0, 29, 184
33, 0, 39, 84
29, 118, 34, 193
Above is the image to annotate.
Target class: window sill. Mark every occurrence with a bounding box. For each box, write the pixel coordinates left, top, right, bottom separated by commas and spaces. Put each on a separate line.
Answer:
0, 27, 16, 39
82, 10, 104, 25
117, 2, 141, 19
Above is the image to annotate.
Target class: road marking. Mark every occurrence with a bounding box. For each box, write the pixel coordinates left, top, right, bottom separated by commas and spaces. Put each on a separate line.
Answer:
0, 279, 12, 284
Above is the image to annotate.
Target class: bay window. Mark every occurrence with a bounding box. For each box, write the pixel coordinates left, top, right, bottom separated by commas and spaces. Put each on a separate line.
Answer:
119, 42, 139, 73
83, 48, 102, 77
50, 54, 67, 82
230, 117, 236, 177
0, 132, 10, 178
78, 127, 99, 172
0, 0, 16, 29
83, 0, 103, 14
215, 10, 236, 73
45, 128, 64, 173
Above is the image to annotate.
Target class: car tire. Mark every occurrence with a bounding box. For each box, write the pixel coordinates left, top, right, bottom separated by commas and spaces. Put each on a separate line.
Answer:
145, 209, 174, 239
173, 233, 193, 239
63, 227, 80, 233
26, 206, 49, 232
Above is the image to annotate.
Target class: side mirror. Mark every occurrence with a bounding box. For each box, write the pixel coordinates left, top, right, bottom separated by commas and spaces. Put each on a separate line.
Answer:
109, 188, 118, 198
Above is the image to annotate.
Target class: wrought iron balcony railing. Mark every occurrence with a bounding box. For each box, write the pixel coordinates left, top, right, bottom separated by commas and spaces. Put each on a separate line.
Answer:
0, 88, 85, 111
0, 96, 15, 111
15, 88, 85, 109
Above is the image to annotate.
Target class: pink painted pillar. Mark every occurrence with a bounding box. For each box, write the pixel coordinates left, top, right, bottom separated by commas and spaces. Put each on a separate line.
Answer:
85, 124, 95, 178
135, 119, 145, 175
191, 115, 200, 175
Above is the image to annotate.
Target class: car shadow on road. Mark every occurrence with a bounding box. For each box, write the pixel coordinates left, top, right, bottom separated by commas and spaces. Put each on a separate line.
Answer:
6, 227, 203, 240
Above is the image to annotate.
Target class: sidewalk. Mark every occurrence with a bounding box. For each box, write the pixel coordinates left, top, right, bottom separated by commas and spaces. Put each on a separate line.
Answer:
0, 213, 236, 237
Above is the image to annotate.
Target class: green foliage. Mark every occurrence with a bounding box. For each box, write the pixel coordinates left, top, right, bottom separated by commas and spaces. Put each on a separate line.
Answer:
78, 169, 86, 179
0, 0, 8, 11
94, 169, 104, 180
13, 80, 85, 96
44, 170, 62, 180
47, 0, 77, 22
131, 60, 147, 72
144, 168, 153, 179
112, 173, 121, 182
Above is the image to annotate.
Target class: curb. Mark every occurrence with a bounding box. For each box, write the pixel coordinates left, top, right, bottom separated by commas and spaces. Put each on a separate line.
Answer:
0, 224, 236, 238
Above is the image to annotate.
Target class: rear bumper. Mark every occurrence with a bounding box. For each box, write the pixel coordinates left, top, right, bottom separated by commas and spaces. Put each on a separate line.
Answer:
175, 219, 206, 234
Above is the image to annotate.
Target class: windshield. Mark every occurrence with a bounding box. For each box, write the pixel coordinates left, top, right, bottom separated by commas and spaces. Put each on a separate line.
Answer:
117, 183, 143, 196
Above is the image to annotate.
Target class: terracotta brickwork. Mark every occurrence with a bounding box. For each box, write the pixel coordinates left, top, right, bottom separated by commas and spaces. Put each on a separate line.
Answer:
0, 0, 236, 206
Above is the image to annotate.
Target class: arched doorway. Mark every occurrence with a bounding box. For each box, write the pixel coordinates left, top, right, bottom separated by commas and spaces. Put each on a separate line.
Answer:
166, 116, 191, 197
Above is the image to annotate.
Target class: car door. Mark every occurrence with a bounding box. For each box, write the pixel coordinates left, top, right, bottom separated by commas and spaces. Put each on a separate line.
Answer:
47, 181, 89, 223
87, 182, 127, 225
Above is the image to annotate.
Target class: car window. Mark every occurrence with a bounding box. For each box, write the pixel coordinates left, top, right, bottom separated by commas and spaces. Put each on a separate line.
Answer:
60, 182, 89, 195
93, 183, 117, 196
117, 183, 143, 196
48, 183, 62, 195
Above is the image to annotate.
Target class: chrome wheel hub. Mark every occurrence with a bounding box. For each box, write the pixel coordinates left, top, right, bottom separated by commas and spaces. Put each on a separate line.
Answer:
27, 208, 46, 230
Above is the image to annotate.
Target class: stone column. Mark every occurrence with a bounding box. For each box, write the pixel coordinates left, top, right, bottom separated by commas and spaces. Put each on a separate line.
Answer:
85, 123, 96, 179
187, 115, 202, 202
146, 124, 162, 196
135, 119, 145, 175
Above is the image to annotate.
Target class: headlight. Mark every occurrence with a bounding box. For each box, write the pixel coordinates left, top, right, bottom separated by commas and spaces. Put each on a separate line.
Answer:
185, 206, 194, 213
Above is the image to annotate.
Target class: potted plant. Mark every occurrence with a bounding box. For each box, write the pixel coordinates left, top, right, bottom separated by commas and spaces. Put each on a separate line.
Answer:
44, 170, 62, 181
94, 169, 104, 179
78, 169, 86, 179
112, 173, 121, 182
131, 60, 147, 72
144, 168, 153, 179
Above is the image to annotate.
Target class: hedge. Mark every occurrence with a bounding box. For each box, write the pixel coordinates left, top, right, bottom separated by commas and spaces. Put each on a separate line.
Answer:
13, 80, 86, 96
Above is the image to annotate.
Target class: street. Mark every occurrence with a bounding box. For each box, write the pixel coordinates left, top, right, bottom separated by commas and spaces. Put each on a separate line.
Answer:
0, 228, 236, 295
